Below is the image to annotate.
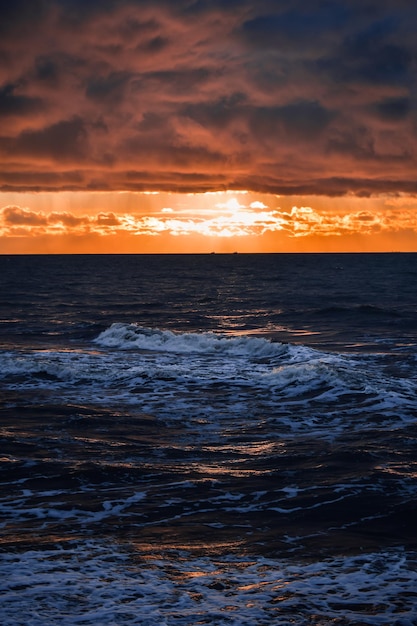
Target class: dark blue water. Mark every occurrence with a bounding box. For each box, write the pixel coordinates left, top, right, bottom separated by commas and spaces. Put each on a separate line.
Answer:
1, 254, 417, 625
1, 253, 416, 349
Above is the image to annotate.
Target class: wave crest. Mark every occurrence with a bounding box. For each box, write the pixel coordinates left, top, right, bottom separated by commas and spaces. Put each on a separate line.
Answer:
94, 323, 289, 358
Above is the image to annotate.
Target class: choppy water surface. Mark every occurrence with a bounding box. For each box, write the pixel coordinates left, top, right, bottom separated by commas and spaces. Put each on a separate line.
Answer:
1, 253, 417, 624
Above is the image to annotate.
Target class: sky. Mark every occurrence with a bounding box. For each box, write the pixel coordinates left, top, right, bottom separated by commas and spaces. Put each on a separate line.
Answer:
1, 0, 417, 253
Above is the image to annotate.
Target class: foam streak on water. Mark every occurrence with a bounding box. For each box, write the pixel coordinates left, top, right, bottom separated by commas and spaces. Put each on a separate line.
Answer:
1, 542, 417, 625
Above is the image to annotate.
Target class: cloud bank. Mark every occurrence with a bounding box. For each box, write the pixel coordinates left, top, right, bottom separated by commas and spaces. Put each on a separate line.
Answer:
2, 199, 416, 240
1, 0, 417, 195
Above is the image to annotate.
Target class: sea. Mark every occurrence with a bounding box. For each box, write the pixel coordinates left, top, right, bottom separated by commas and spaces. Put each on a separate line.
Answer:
1, 252, 417, 625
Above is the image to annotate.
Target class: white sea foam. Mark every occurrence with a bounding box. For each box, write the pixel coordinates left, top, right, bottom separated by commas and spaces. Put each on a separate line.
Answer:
0, 489, 147, 530
1, 541, 416, 625
94, 322, 291, 358
1, 326, 416, 438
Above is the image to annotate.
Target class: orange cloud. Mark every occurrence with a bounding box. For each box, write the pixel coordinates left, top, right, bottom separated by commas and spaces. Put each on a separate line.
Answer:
0, 1, 417, 197
2, 195, 417, 252
3, 205, 48, 226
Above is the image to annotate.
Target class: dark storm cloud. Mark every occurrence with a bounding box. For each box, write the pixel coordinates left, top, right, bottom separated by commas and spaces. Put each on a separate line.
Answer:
241, 4, 353, 50
182, 93, 248, 129
1, 0, 417, 194
86, 72, 134, 105
318, 19, 412, 86
5, 117, 89, 161
0, 83, 44, 117
35, 57, 60, 84
249, 101, 334, 142
370, 97, 411, 122
0, 0, 48, 35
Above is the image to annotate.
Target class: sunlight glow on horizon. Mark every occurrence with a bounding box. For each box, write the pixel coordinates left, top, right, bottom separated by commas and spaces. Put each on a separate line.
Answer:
1, 190, 417, 253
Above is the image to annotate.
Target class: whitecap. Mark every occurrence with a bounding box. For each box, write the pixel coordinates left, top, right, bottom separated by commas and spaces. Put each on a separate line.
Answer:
94, 323, 290, 358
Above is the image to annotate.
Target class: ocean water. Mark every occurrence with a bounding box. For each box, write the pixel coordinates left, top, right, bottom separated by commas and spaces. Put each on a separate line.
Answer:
1, 253, 417, 625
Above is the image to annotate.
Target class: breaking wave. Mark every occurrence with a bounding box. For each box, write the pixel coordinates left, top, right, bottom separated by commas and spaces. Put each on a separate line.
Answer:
94, 322, 290, 358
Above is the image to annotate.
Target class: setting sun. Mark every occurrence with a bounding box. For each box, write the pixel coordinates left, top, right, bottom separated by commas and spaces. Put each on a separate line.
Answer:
1, 190, 416, 253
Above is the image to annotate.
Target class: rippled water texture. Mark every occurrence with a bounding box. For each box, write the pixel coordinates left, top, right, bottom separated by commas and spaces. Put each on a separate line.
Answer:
1, 254, 417, 624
